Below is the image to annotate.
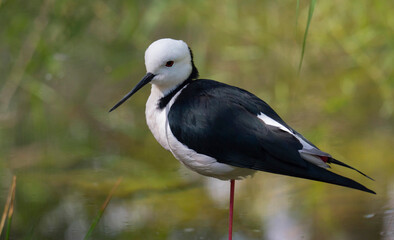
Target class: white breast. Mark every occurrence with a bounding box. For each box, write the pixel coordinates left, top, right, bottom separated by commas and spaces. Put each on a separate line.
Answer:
145, 84, 255, 180
146, 85, 170, 150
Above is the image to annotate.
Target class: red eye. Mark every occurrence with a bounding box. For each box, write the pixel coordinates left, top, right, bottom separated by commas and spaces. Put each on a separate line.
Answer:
165, 61, 174, 67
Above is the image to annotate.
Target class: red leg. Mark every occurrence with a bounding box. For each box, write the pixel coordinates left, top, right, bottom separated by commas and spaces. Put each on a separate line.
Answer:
229, 179, 235, 240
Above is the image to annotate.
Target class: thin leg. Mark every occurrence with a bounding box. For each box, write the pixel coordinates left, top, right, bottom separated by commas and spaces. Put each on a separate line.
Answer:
229, 179, 235, 240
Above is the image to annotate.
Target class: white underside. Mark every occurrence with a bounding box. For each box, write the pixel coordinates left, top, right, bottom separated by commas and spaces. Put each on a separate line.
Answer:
146, 84, 255, 180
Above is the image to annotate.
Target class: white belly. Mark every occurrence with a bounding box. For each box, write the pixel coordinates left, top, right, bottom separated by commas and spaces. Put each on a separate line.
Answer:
145, 84, 255, 180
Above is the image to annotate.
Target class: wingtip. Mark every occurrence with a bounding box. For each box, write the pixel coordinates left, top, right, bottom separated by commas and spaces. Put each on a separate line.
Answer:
329, 158, 374, 181
365, 175, 375, 181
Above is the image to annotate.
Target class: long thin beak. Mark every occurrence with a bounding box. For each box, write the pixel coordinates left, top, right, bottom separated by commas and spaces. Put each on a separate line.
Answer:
109, 72, 155, 112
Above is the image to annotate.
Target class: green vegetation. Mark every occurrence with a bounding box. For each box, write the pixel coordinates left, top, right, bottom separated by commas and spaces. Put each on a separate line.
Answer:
84, 177, 122, 240
298, 0, 316, 72
0, 176, 16, 239
0, 0, 393, 239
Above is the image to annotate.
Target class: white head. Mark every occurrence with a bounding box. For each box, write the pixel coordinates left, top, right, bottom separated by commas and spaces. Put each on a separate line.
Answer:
109, 38, 198, 112
145, 38, 194, 90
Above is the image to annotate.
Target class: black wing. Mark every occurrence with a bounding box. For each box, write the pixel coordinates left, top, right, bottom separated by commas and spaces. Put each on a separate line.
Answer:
168, 79, 374, 194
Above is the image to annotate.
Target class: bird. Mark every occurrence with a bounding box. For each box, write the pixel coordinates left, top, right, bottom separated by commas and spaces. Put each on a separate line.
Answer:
109, 38, 375, 239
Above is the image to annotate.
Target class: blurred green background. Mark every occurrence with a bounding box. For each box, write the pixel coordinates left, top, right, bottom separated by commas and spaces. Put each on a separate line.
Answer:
0, 0, 393, 239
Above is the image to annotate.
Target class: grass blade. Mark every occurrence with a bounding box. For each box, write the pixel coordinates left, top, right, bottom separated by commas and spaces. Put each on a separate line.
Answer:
295, 0, 300, 29
83, 177, 123, 240
5, 184, 16, 240
0, 176, 16, 238
298, 0, 317, 73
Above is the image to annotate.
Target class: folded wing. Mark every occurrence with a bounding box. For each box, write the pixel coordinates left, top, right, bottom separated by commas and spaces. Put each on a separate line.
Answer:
168, 79, 375, 194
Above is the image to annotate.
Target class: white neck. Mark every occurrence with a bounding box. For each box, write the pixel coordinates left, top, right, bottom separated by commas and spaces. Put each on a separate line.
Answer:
145, 83, 180, 151
153, 79, 192, 98
150, 84, 165, 99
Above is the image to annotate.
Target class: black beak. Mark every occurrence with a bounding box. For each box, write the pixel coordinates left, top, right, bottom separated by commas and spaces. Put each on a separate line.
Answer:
109, 72, 155, 112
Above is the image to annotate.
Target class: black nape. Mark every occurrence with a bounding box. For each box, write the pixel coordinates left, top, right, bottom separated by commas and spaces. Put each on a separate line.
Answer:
157, 78, 192, 109
188, 47, 199, 80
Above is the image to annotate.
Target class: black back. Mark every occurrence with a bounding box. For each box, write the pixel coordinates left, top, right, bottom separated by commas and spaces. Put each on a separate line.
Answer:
167, 79, 375, 194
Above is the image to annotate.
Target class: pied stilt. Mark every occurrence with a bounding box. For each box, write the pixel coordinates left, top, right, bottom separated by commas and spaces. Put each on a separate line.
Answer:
110, 38, 375, 239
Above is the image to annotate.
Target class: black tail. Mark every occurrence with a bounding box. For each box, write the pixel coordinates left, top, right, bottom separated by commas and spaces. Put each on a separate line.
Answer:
249, 156, 376, 194
328, 158, 374, 181
304, 164, 376, 194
